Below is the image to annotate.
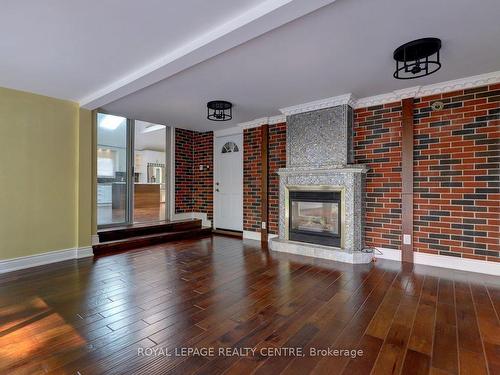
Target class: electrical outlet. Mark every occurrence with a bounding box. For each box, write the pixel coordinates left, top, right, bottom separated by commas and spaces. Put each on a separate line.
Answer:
261, 222, 266, 229
403, 234, 412, 245
199, 165, 204, 171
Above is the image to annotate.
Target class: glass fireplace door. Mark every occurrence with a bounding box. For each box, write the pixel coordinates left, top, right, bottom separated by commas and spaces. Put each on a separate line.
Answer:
288, 190, 342, 247
291, 201, 339, 235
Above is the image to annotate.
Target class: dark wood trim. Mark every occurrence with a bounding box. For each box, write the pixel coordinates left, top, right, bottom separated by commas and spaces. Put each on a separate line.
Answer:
401, 98, 414, 263
93, 226, 211, 256
261, 124, 269, 242
98, 219, 202, 242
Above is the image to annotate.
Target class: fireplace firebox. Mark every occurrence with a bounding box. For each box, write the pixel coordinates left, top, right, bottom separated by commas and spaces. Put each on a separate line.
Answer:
288, 190, 342, 247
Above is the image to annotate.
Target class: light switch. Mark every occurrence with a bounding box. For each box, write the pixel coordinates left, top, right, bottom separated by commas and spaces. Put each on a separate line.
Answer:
403, 234, 412, 245
199, 165, 204, 171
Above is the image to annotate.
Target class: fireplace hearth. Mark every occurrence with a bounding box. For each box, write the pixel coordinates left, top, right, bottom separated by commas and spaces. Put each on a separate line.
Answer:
288, 189, 342, 247
269, 100, 373, 264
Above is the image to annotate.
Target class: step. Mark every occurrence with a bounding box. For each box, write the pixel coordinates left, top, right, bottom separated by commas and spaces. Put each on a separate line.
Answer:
93, 227, 212, 256
97, 219, 202, 242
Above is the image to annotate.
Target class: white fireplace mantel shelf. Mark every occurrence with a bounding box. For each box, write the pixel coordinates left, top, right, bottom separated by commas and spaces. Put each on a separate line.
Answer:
277, 165, 368, 175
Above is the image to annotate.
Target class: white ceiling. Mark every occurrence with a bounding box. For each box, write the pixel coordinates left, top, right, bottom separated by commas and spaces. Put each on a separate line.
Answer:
0, 0, 265, 100
1, 0, 499, 131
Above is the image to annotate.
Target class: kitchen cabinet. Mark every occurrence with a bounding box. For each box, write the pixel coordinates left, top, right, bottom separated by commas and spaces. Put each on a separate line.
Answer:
97, 184, 112, 204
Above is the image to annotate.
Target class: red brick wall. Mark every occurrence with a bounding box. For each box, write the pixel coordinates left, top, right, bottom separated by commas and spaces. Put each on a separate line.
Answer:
243, 127, 262, 232
175, 128, 194, 213
268, 123, 287, 234
193, 131, 213, 221
175, 128, 213, 221
413, 84, 499, 262
239, 86, 499, 264
354, 102, 403, 250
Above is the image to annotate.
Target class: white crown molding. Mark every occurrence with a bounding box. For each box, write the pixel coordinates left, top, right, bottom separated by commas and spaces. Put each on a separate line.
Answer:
236, 71, 500, 127
269, 114, 287, 124
213, 126, 243, 138
417, 70, 500, 97
355, 88, 420, 108
280, 93, 355, 116
80, 0, 339, 109
238, 114, 286, 129
238, 117, 270, 129
355, 70, 500, 108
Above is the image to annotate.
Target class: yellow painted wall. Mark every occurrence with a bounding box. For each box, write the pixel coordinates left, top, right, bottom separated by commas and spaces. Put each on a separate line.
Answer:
78, 108, 94, 247
0, 87, 93, 260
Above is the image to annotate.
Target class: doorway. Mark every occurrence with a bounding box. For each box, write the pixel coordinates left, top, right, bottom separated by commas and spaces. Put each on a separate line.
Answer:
96, 113, 172, 228
133, 121, 168, 223
214, 134, 243, 231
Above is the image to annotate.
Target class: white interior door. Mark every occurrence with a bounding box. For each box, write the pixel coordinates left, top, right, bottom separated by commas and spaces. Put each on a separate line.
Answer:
214, 134, 243, 231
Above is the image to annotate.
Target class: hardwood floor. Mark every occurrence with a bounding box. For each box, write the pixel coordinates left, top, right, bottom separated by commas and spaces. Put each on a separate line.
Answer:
0, 236, 498, 374
97, 203, 166, 225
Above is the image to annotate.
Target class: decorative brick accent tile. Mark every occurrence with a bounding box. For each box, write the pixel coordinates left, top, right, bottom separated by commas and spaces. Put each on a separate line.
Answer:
193, 131, 213, 221
243, 127, 262, 232
268, 123, 287, 234
175, 128, 194, 213
175, 128, 214, 221
413, 84, 499, 262
354, 102, 403, 250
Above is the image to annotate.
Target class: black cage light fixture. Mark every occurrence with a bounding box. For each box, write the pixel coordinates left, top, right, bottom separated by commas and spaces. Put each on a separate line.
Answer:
393, 38, 442, 79
207, 100, 232, 121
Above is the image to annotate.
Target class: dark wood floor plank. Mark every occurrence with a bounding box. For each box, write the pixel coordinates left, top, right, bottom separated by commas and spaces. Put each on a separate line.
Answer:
407, 276, 438, 356
0, 235, 497, 375
340, 334, 384, 375
471, 281, 500, 375
401, 349, 431, 375
370, 281, 422, 375
431, 279, 459, 374
454, 280, 489, 375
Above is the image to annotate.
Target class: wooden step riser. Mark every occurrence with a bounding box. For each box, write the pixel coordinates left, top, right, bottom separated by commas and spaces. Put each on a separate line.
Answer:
93, 229, 211, 257
98, 220, 202, 242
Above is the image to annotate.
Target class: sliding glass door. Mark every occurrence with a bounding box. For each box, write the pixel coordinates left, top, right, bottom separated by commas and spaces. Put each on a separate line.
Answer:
133, 121, 167, 223
96, 113, 132, 226
97, 113, 171, 228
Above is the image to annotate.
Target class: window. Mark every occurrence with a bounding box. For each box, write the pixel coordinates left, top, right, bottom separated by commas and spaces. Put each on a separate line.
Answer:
97, 149, 116, 177
221, 141, 239, 153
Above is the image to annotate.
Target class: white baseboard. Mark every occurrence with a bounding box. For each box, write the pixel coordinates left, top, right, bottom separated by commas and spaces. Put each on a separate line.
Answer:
373, 247, 402, 261
243, 230, 277, 241
76, 246, 94, 259
374, 247, 500, 276
172, 212, 212, 228
0, 246, 93, 274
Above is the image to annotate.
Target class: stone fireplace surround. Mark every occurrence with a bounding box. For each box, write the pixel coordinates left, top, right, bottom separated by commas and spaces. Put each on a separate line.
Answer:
269, 101, 373, 264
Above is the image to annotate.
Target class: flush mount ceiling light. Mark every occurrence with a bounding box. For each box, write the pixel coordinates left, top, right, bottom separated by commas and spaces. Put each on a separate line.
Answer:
393, 38, 442, 79
207, 100, 232, 121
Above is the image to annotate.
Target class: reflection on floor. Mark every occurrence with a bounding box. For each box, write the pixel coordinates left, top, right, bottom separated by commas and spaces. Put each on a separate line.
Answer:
0, 236, 498, 374
97, 203, 166, 225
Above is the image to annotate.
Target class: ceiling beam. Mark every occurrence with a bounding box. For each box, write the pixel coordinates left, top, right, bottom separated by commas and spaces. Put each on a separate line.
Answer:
79, 0, 338, 109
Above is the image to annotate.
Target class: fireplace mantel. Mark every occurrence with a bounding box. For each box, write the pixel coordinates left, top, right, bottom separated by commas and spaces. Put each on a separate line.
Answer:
269, 104, 372, 264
